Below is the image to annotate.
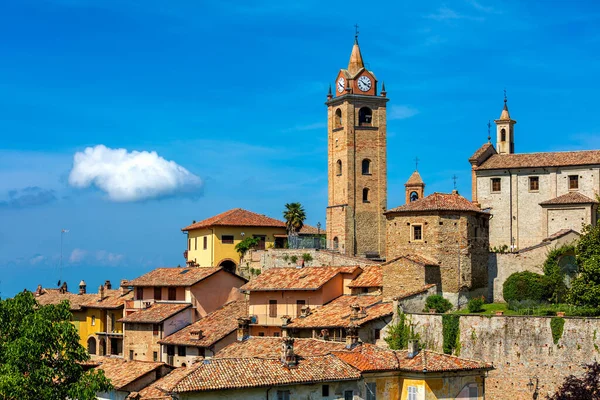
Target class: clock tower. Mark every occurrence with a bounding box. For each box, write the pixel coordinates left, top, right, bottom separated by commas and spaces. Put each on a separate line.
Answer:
325, 36, 388, 258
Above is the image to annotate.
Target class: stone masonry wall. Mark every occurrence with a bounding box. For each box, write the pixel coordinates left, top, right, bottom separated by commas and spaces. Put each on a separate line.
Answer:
241, 248, 376, 272
406, 313, 600, 400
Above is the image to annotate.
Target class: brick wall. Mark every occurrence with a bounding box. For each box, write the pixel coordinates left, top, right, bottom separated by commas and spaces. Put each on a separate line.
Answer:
406, 313, 600, 399
240, 248, 376, 272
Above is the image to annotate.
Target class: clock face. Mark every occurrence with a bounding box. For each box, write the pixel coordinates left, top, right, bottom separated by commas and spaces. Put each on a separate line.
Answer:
357, 75, 372, 92
337, 77, 345, 93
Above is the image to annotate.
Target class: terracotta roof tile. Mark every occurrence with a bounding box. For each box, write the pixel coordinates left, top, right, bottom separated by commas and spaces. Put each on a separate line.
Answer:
127, 267, 243, 287
146, 355, 360, 393
469, 143, 496, 162
347, 265, 382, 288
392, 284, 437, 300
159, 300, 247, 347
287, 295, 392, 329
393, 349, 492, 373
35, 289, 98, 311
215, 337, 349, 359
182, 208, 286, 231
539, 192, 598, 205
386, 192, 485, 214
81, 289, 133, 310
297, 224, 325, 235
543, 229, 580, 242
93, 357, 165, 390
476, 150, 600, 170
120, 303, 191, 324
241, 266, 359, 292
405, 170, 424, 185
139, 365, 197, 399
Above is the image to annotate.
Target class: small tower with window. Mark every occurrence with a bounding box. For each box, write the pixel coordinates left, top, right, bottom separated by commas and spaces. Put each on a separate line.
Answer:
326, 33, 388, 257
405, 170, 425, 204
495, 95, 517, 155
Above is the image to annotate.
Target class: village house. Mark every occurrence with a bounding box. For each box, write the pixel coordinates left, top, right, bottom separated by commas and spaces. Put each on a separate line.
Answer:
469, 98, 600, 250
136, 335, 491, 399
241, 266, 362, 337
181, 208, 321, 272
346, 265, 383, 295
34, 280, 132, 356
158, 299, 247, 366
121, 266, 247, 363
286, 294, 392, 345
92, 356, 173, 400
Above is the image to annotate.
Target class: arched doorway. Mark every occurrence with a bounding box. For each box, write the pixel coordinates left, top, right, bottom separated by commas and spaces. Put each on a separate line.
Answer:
87, 337, 97, 355
218, 259, 237, 273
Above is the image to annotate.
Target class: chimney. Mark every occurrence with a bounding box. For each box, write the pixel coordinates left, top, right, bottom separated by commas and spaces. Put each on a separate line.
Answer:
98, 285, 105, 302
237, 317, 251, 341
35, 284, 43, 296
452, 189, 459, 195
79, 280, 87, 295
350, 304, 360, 320
281, 337, 297, 367
280, 316, 291, 337
189, 330, 203, 340
104, 280, 112, 290
407, 339, 419, 359
300, 305, 311, 317
59, 282, 68, 294
119, 279, 129, 296
345, 323, 359, 349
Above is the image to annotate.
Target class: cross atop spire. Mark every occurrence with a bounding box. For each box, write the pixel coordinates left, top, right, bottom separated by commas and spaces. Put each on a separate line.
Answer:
487, 120, 491, 143
452, 174, 458, 190
414, 156, 419, 171
499, 89, 511, 120
354, 23, 359, 42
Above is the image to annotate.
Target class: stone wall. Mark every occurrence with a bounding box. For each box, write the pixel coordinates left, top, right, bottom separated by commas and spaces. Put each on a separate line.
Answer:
405, 313, 600, 399
240, 248, 376, 272
488, 230, 579, 302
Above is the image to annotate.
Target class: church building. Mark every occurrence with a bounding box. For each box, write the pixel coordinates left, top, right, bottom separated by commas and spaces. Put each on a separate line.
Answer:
325, 36, 388, 258
470, 98, 599, 250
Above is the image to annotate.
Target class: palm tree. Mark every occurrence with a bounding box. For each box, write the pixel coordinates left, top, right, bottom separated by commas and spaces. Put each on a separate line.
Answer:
283, 202, 306, 235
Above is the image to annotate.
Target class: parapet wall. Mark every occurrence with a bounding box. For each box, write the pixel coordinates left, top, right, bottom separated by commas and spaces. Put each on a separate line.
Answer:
406, 313, 600, 399
241, 248, 376, 271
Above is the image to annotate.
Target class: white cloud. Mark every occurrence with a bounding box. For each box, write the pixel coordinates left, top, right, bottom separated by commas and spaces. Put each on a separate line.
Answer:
425, 6, 484, 22
29, 254, 45, 265
68, 145, 202, 202
388, 105, 420, 120
96, 250, 124, 266
69, 248, 87, 263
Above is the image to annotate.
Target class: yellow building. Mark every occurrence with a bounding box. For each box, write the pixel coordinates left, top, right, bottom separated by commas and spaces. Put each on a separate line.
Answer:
182, 208, 321, 271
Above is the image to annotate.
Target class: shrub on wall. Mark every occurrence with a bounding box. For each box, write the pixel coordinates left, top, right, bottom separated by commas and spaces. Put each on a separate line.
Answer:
543, 245, 576, 303
442, 314, 460, 355
467, 297, 485, 313
503, 271, 552, 302
384, 312, 419, 350
550, 317, 565, 345
424, 295, 453, 313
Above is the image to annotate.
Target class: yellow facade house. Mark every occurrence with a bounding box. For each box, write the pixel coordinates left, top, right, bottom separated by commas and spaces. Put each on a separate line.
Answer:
182, 208, 290, 271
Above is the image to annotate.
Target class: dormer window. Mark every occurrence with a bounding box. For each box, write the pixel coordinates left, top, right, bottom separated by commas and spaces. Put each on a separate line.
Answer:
358, 107, 372, 126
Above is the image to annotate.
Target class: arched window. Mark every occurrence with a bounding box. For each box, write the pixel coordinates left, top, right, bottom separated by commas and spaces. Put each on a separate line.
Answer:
362, 159, 371, 175
87, 337, 97, 355
333, 237, 339, 250
336, 160, 342, 176
358, 107, 372, 126
362, 188, 369, 202
501, 128, 506, 141
335, 109, 342, 128
410, 191, 419, 202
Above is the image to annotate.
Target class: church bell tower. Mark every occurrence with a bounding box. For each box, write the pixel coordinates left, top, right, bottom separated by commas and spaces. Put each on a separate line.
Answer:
325, 35, 388, 257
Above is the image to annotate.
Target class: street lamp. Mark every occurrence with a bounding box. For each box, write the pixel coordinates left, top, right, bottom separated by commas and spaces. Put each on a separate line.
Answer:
527, 376, 539, 399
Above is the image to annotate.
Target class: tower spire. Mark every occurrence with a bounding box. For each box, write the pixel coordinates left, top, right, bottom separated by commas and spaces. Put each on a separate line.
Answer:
500, 89, 511, 120
347, 26, 365, 75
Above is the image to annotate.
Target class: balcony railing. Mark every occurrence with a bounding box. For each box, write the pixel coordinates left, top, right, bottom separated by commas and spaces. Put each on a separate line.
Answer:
249, 313, 302, 326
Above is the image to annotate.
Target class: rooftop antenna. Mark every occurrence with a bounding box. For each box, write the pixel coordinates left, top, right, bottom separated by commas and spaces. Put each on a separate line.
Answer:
487, 120, 491, 143
414, 156, 419, 171
452, 175, 458, 190
60, 229, 69, 285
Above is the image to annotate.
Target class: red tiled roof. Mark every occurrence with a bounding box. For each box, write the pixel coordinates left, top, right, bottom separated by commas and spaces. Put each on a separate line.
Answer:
393, 349, 492, 373
469, 143, 496, 163
287, 295, 392, 329
147, 355, 360, 393
127, 267, 244, 287
405, 170, 424, 185
386, 192, 485, 214
139, 365, 197, 399
539, 192, 598, 205
476, 150, 600, 170
544, 229, 580, 242
119, 303, 191, 324
241, 266, 359, 292
94, 357, 165, 390
182, 208, 286, 231
297, 224, 324, 235
347, 265, 382, 288
35, 289, 97, 311
82, 289, 133, 310
159, 300, 247, 347
215, 337, 349, 359
393, 284, 437, 301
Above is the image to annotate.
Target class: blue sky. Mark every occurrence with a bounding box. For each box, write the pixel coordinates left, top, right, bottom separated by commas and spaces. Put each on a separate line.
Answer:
1, 0, 600, 297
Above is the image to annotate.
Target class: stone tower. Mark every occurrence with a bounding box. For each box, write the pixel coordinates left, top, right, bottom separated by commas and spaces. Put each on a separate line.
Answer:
326, 36, 388, 257
405, 170, 425, 204
495, 97, 516, 155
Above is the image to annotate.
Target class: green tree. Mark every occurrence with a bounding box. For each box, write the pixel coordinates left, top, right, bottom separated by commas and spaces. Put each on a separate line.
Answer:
384, 313, 418, 350
503, 271, 552, 302
543, 245, 576, 303
0, 291, 112, 399
569, 222, 600, 307
235, 237, 261, 259
283, 202, 306, 235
